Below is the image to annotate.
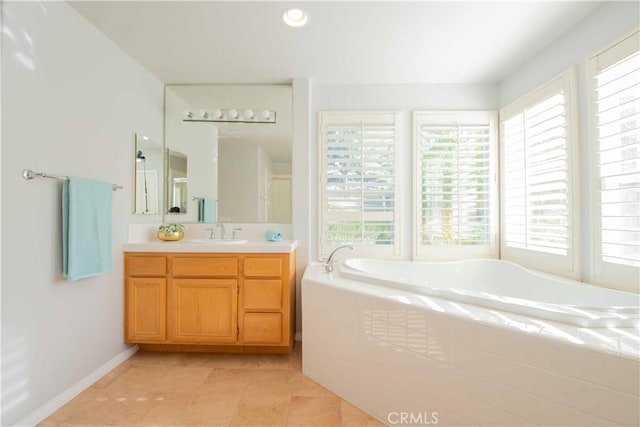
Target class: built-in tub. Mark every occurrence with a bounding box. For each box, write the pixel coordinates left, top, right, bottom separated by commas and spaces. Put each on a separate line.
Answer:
302, 259, 640, 426
340, 258, 639, 327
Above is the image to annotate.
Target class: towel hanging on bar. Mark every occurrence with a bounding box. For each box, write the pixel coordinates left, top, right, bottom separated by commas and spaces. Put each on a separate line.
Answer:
62, 177, 113, 281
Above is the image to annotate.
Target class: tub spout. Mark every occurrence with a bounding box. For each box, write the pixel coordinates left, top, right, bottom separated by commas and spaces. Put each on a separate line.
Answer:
324, 245, 354, 272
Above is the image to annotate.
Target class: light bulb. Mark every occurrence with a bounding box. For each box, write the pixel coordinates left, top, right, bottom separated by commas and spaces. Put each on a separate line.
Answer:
183, 109, 194, 119
198, 109, 209, 119
212, 109, 223, 119
283, 8, 308, 27
243, 109, 254, 120
228, 109, 239, 119
261, 110, 271, 120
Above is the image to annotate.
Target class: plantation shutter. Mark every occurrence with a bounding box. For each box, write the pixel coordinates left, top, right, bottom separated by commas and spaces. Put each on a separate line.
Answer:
589, 30, 640, 289
500, 70, 578, 278
502, 92, 569, 255
319, 112, 400, 258
414, 112, 497, 259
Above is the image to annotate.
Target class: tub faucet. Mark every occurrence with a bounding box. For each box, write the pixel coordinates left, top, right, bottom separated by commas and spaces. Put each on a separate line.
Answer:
324, 245, 354, 272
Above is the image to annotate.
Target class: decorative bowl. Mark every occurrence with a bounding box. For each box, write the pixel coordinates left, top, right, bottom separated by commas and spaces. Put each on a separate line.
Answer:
157, 231, 184, 241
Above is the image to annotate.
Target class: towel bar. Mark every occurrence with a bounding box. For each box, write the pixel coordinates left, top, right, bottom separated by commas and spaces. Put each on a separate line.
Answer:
22, 169, 123, 191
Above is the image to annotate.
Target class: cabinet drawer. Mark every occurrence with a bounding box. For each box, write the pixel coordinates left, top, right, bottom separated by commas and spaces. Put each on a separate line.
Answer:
173, 257, 237, 277
243, 279, 282, 310
242, 313, 282, 344
127, 256, 166, 276
244, 258, 282, 277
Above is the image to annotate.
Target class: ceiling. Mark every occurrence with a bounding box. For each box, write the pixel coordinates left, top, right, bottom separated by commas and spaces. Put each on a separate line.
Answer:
70, 1, 603, 85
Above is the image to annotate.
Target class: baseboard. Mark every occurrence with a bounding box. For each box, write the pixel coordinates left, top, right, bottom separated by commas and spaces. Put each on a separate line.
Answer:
295, 332, 302, 341
16, 345, 139, 427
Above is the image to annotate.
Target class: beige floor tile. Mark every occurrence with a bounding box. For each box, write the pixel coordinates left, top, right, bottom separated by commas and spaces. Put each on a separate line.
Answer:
106, 365, 213, 394
129, 351, 190, 367
244, 369, 295, 395
57, 392, 151, 425
178, 394, 242, 426
232, 393, 291, 426
257, 353, 295, 370
39, 344, 386, 427
291, 372, 334, 398
92, 362, 133, 389
199, 368, 254, 396
182, 352, 260, 369
287, 395, 341, 426
340, 399, 384, 426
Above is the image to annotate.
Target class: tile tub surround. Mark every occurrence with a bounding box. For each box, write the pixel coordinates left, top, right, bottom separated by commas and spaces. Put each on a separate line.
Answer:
302, 263, 640, 427
38, 344, 382, 426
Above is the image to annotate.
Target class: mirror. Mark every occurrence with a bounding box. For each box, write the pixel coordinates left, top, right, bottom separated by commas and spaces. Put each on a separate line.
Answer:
166, 149, 188, 214
164, 84, 292, 223
133, 133, 162, 215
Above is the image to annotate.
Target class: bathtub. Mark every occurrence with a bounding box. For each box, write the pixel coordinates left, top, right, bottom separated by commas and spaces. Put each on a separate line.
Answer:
302, 259, 640, 426
339, 258, 639, 327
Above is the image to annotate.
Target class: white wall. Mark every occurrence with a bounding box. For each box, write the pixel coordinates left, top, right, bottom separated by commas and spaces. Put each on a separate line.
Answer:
498, 1, 639, 283
1, 2, 163, 425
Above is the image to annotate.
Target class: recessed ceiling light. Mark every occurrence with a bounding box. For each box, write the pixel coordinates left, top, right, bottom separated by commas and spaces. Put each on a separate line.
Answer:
283, 8, 308, 27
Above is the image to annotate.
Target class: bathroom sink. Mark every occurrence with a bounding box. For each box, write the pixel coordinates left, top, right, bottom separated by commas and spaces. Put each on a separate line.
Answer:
188, 239, 248, 244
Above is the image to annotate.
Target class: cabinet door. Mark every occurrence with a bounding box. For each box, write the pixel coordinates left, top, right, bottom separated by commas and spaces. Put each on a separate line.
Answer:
170, 279, 238, 343
126, 277, 167, 342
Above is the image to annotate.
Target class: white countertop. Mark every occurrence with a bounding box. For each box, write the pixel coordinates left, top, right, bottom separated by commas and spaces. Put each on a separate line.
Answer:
123, 239, 298, 253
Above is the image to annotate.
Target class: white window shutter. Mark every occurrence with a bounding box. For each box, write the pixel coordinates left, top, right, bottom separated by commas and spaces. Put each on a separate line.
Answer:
319, 112, 401, 258
589, 30, 640, 291
414, 111, 498, 259
500, 69, 579, 278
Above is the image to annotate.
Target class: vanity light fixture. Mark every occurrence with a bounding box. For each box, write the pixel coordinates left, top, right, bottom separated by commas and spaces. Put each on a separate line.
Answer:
283, 8, 308, 27
183, 108, 276, 124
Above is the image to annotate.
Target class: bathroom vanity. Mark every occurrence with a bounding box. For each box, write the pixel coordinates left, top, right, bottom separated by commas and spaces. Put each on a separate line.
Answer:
123, 240, 297, 353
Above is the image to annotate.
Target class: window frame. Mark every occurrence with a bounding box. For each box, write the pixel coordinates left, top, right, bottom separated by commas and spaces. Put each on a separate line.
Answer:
412, 111, 499, 260
499, 68, 581, 279
587, 29, 640, 292
317, 111, 402, 259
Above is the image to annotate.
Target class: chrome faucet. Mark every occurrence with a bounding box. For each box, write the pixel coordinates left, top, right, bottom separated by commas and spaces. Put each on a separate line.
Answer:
232, 228, 243, 240
218, 222, 226, 239
324, 245, 354, 272
205, 228, 216, 239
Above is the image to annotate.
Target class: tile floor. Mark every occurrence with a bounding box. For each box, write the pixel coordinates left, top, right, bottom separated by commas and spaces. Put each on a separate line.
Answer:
39, 343, 383, 426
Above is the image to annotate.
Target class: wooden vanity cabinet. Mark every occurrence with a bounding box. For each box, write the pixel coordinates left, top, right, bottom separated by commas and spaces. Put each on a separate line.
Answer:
124, 251, 296, 353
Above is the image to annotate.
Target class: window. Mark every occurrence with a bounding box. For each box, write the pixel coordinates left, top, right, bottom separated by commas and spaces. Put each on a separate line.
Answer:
413, 111, 498, 259
500, 70, 580, 278
588, 30, 640, 291
318, 111, 401, 258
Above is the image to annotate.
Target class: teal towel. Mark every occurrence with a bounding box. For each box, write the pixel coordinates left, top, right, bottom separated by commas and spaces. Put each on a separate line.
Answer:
198, 198, 217, 223
62, 177, 113, 281
265, 229, 283, 242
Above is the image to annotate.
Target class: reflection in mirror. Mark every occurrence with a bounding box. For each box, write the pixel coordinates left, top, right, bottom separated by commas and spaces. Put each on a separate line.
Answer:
166, 149, 188, 214
164, 85, 292, 223
133, 134, 162, 214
